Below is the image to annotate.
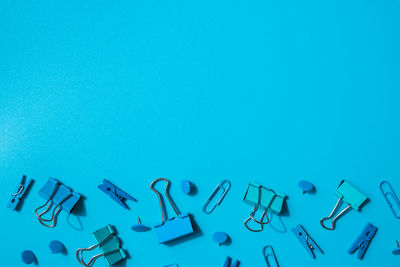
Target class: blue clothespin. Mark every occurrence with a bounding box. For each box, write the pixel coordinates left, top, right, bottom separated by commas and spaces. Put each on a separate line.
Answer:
348, 223, 377, 260
292, 224, 323, 259
8, 175, 33, 210
98, 179, 136, 209
223, 257, 240, 267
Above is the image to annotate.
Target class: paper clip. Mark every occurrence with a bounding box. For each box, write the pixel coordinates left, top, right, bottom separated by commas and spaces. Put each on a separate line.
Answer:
202, 180, 231, 214
320, 180, 368, 230
8, 175, 33, 210
98, 179, 136, 209
76, 224, 126, 266
150, 178, 195, 244
35, 178, 81, 228
263, 245, 279, 267
348, 223, 377, 260
380, 181, 400, 219
292, 224, 323, 259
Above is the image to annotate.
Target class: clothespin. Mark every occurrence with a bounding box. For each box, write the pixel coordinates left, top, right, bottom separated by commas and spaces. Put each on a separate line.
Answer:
348, 223, 377, 260
8, 175, 33, 210
98, 179, 136, 209
223, 257, 240, 267
292, 224, 323, 259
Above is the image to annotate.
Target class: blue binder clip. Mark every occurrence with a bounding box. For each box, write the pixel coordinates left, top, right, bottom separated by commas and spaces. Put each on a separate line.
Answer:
98, 179, 136, 209
348, 223, 377, 260
35, 178, 81, 228
8, 175, 33, 210
292, 224, 323, 259
150, 178, 195, 244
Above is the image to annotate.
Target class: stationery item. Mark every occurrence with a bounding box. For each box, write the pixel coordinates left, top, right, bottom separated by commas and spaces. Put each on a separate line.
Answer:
223, 257, 240, 267
131, 217, 150, 232
380, 181, 400, 219
8, 175, 33, 210
348, 223, 377, 260
263, 245, 279, 267
76, 224, 126, 266
292, 224, 323, 259
98, 179, 136, 209
49, 240, 65, 254
35, 178, 81, 228
392, 241, 400, 255
150, 178, 195, 244
202, 180, 231, 214
181, 180, 194, 195
212, 232, 229, 246
298, 180, 315, 194
21, 250, 36, 264
163, 265, 179, 267
320, 180, 368, 230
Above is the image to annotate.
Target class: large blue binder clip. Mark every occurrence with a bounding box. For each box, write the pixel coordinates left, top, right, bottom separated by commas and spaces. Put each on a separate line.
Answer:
150, 178, 195, 244
8, 175, 33, 211
35, 178, 81, 228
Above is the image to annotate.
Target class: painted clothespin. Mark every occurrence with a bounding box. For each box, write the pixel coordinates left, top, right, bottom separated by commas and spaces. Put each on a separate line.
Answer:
150, 178, 195, 244
202, 180, 231, 214
223, 257, 240, 267
98, 179, 136, 209
348, 223, 377, 260
35, 178, 81, 228
292, 224, 323, 259
8, 175, 33, 210
76, 224, 127, 266
320, 180, 368, 230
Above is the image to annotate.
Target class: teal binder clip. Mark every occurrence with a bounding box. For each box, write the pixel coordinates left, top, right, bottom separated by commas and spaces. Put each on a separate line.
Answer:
76, 225, 126, 266
243, 182, 286, 232
320, 180, 368, 230
150, 178, 195, 244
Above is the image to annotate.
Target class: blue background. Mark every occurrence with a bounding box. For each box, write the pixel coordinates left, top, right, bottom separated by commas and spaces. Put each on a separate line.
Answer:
1, 0, 400, 266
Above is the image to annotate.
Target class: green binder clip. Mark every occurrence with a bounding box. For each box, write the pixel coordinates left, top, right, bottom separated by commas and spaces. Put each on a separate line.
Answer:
243, 182, 286, 232
320, 180, 368, 230
76, 225, 127, 266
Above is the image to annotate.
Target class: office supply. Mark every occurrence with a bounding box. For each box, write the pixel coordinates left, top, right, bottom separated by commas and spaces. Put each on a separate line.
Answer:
21, 250, 35, 264
223, 257, 232, 267
98, 179, 136, 209
8, 175, 33, 210
263, 245, 279, 267
213, 232, 229, 246
131, 217, 150, 232
163, 265, 179, 267
35, 178, 81, 228
181, 180, 194, 195
76, 224, 126, 266
392, 241, 400, 255
202, 180, 231, 214
292, 224, 323, 259
348, 223, 377, 260
49, 240, 65, 254
150, 178, 195, 244
232, 260, 240, 267
320, 180, 368, 230
380, 181, 400, 219
298, 180, 315, 194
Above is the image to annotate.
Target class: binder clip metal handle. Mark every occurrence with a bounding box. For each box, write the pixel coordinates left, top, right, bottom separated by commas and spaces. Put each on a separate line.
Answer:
150, 178, 180, 222
320, 197, 352, 230
244, 206, 269, 232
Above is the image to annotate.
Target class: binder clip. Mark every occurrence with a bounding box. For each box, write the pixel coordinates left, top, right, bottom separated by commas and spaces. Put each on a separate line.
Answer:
320, 180, 368, 230
150, 178, 195, 244
202, 180, 231, 214
292, 224, 323, 259
243, 182, 286, 232
8, 175, 33, 210
35, 178, 81, 228
263, 245, 279, 267
98, 179, 136, 210
380, 181, 400, 219
76, 224, 126, 266
348, 223, 377, 260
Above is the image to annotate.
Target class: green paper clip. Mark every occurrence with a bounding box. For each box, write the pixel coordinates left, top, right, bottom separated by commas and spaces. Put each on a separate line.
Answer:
76, 225, 126, 266
320, 180, 368, 230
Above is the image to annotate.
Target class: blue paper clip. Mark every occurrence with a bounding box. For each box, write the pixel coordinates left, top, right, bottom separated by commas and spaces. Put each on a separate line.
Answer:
380, 181, 400, 219
8, 175, 33, 211
348, 223, 377, 260
150, 178, 195, 244
35, 178, 81, 228
292, 224, 323, 259
263, 245, 279, 267
98, 179, 136, 209
202, 180, 231, 214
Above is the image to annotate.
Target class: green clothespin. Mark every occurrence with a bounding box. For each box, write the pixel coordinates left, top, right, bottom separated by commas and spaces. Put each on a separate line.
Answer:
320, 180, 368, 230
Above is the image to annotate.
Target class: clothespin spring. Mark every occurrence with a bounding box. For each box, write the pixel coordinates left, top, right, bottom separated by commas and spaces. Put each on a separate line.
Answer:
12, 185, 24, 196
320, 197, 352, 230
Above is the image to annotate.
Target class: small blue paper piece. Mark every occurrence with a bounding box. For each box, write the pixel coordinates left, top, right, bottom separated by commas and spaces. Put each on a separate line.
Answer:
131, 217, 150, 232
21, 250, 35, 264
212, 232, 228, 246
299, 180, 315, 194
154, 213, 194, 244
49, 240, 65, 254
180, 180, 193, 195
